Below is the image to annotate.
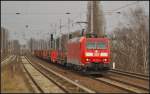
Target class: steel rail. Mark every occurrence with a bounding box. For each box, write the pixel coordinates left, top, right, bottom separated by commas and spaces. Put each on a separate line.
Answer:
21, 59, 44, 93
95, 77, 149, 93
25, 56, 96, 93
1, 55, 15, 66
109, 69, 149, 80
32, 55, 149, 93
22, 56, 65, 93
1, 55, 10, 62
104, 75, 149, 91
111, 69, 149, 77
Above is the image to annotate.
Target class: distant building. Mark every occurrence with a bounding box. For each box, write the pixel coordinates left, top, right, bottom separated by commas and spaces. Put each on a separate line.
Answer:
1, 27, 9, 57
7, 40, 21, 55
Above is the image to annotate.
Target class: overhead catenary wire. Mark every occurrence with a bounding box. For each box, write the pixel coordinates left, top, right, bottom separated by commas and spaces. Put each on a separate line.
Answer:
16, 2, 140, 40
3, 1, 141, 41
106, 1, 139, 13
2, 1, 139, 15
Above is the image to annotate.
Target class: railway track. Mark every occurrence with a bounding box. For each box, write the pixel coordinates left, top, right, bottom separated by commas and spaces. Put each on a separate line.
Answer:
22, 56, 95, 93
1, 55, 10, 62
92, 69, 149, 93
21, 56, 65, 93
1, 55, 16, 66
95, 77, 149, 93
27, 55, 149, 93
109, 69, 149, 80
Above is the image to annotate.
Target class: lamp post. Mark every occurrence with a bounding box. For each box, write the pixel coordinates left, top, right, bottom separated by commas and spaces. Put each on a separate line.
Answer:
76, 21, 88, 36
59, 19, 62, 51
15, 12, 22, 55
16, 12, 21, 15
65, 12, 71, 39
76, 21, 88, 29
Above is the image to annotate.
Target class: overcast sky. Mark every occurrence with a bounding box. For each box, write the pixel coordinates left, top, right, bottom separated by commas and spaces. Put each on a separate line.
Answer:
1, 1, 149, 45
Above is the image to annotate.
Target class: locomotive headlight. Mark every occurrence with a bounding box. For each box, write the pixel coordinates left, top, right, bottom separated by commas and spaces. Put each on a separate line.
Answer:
85, 52, 93, 56
100, 53, 108, 56
103, 59, 107, 61
86, 58, 89, 61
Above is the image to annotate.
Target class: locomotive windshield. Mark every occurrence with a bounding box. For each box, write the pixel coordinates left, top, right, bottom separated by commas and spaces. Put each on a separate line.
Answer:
97, 42, 106, 49
86, 42, 96, 49
86, 42, 106, 49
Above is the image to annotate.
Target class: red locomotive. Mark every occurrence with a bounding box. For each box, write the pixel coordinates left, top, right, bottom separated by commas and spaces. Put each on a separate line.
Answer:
66, 36, 110, 71
34, 33, 111, 73
50, 50, 58, 63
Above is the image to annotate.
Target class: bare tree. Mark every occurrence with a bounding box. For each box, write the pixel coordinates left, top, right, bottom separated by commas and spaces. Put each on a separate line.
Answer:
110, 7, 149, 74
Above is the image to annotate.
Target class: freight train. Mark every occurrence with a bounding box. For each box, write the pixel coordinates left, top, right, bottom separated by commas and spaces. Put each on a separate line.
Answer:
34, 33, 111, 74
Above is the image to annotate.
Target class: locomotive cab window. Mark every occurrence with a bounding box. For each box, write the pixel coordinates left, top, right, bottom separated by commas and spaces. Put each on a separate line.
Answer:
97, 42, 106, 49
86, 42, 96, 49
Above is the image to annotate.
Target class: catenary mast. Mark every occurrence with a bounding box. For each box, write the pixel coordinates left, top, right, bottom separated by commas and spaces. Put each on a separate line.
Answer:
86, 1, 105, 37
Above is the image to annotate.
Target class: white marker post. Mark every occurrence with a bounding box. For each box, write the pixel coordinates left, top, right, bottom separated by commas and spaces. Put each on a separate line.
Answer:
113, 62, 115, 69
